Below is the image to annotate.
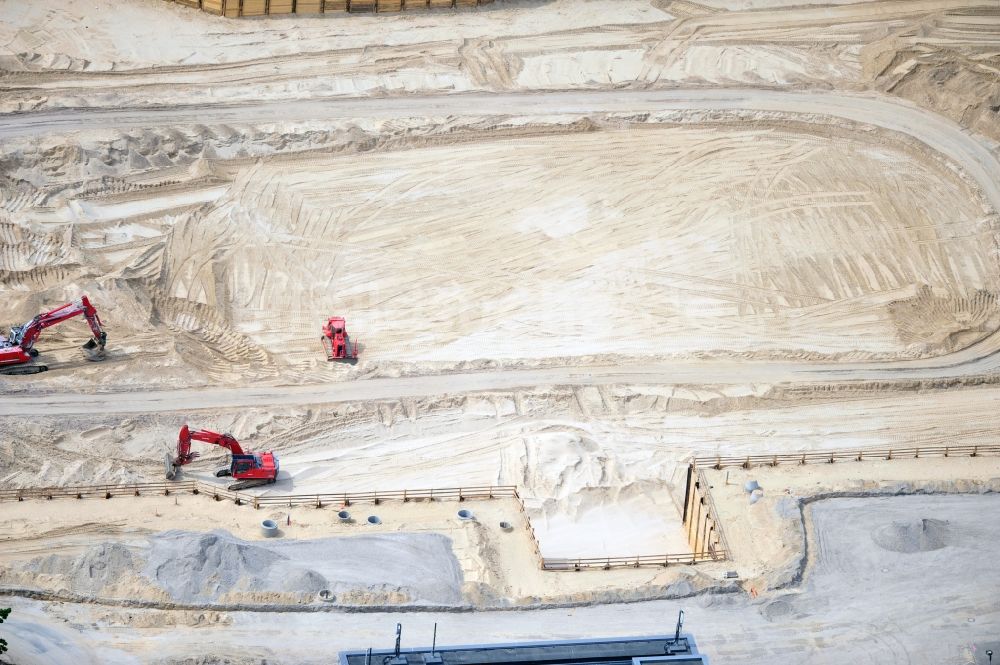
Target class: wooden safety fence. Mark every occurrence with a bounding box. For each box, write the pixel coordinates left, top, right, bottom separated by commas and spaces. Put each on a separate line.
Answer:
167, 0, 493, 18
0, 480, 190, 502
1, 479, 726, 572
0, 480, 518, 507
512, 488, 545, 564
542, 550, 723, 572
693, 443, 1000, 471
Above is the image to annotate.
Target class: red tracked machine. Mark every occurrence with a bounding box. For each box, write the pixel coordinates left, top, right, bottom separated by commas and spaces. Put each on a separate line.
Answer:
166, 424, 279, 491
0, 295, 107, 375
321, 316, 358, 361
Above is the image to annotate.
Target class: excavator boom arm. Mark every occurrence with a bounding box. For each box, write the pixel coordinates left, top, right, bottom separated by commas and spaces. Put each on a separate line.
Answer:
168, 424, 277, 487
12, 296, 107, 352
174, 424, 245, 467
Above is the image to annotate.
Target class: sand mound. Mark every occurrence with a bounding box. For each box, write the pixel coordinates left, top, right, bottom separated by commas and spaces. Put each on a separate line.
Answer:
871, 518, 950, 553
144, 531, 308, 602
16, 530, 465, 607
27, 542, 139, 596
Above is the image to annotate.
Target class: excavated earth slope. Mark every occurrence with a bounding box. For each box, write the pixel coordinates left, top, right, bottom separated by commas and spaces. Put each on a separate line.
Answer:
2, 1, 1000, 664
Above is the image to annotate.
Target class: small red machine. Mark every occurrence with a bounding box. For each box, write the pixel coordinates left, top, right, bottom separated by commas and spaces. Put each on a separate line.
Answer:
166, 424, 279, 491
0, 295, 107, 375
321, 316, 358, 361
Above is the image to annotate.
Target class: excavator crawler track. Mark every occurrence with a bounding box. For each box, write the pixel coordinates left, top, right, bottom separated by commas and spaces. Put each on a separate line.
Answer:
228, 478, 275, 492
1, 364, 48, 376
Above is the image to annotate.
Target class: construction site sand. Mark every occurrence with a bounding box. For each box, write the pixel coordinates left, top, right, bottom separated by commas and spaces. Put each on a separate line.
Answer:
1, 0, 999, 662
704, 456, 1000, 586
7, 529, 464, 606
0, 495, 708, 607
7, 382, 1000, 562
5, 493, 999, 664
1, 0, 997, 144
3, 114, 998, 391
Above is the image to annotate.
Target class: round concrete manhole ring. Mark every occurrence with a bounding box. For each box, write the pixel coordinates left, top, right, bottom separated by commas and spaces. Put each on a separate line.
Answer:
261, 519, 279, 537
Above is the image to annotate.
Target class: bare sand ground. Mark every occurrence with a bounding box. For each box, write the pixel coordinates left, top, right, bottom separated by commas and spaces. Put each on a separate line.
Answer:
6, 493, 998, 664
704, 456, 1000, 585
2, 0, 997, 142
0, 493, 708, 608
2, 103, 998, 391
4, 383, 999, 556
2, 0, 999, 662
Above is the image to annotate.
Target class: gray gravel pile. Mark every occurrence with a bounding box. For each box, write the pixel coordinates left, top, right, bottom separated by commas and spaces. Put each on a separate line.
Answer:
27, 542, 139, 596
870, 518, 951, 553
144, 531, 323, 602
19, 530, 464, 606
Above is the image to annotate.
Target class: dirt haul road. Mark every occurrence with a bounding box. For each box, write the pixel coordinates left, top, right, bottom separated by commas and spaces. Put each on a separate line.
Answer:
2, 88, 1000, 416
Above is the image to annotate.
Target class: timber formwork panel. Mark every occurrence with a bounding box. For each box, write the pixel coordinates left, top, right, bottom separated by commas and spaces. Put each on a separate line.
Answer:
242, 0, 267, 14
164, 0, 491, 16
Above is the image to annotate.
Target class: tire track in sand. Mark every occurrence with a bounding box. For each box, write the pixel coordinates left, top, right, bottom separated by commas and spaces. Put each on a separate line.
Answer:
1, 88, 999, 415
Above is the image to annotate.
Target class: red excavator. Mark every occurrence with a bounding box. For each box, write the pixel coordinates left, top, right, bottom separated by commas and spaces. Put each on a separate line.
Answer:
0, 295, 108, 375
321, 316, 358, 361
166, 424, 279, 491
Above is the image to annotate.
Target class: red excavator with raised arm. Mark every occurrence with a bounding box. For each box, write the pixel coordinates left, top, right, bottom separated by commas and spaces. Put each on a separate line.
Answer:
166, 424, 279, 491
0, 295, 108, 375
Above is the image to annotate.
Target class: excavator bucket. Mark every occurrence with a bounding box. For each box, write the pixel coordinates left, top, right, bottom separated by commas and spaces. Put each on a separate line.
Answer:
82, 337, 106, 361
165, 452, 178, 480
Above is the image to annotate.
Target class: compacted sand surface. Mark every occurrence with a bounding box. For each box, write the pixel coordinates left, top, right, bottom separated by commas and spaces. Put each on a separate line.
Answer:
5, 494, 998, 664
2, 0, 999, 663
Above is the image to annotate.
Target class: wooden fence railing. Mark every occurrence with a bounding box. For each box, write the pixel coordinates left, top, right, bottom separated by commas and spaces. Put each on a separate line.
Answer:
1, 479, 724, 572
0, 480, 518, 507
693, 443, 1000, 471
168, 0, 492, 18
12, 443, 989, 571
512, 489, 545, 564
542, 550, 724, 571
0, 480, 192, 501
